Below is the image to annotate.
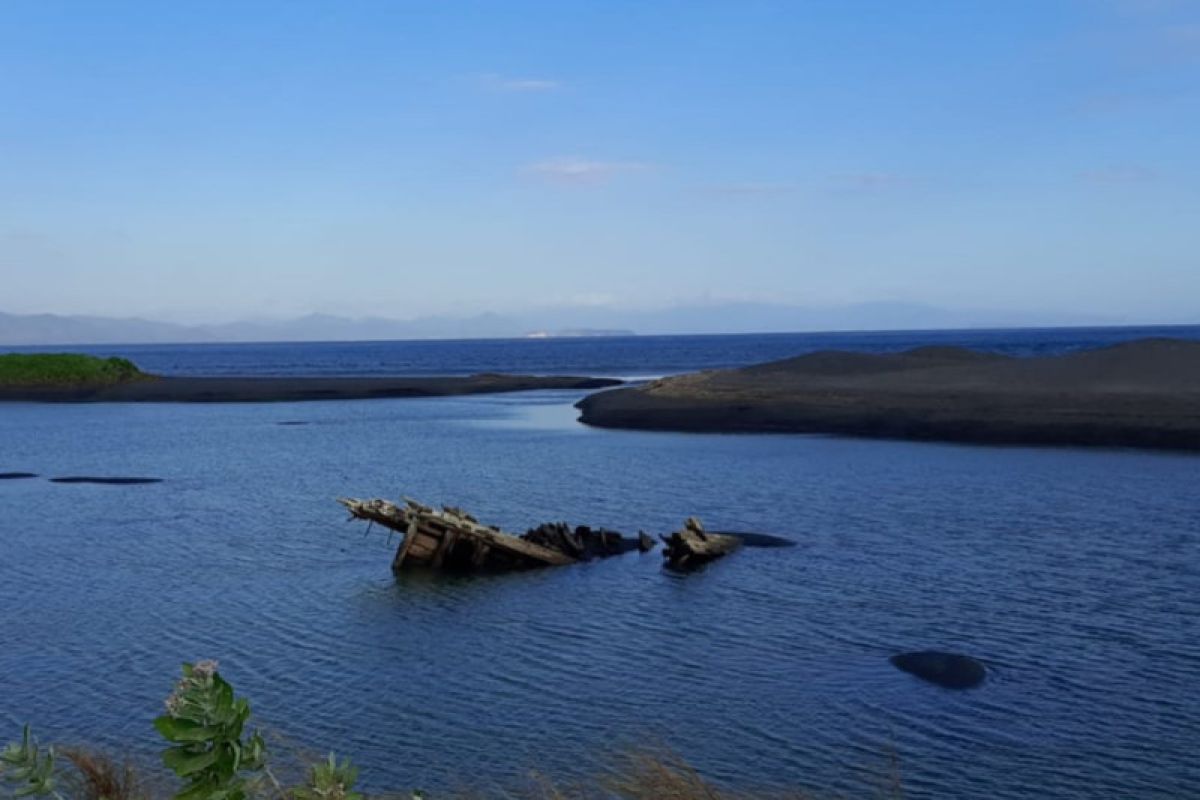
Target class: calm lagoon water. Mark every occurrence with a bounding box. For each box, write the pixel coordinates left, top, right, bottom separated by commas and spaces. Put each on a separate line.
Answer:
2, 329, 1198, 798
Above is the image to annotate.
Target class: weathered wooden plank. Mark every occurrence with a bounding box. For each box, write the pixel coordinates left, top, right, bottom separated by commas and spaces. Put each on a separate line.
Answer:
392, 517, 419, 572
471, 542, 492, 568
431, 527, 459, 569
463, 521, 576, 566
340, 498, 410, 531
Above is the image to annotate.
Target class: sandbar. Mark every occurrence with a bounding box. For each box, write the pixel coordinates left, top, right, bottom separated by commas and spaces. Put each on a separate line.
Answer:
0, 374, 622, 403
575, 339, 1200, 451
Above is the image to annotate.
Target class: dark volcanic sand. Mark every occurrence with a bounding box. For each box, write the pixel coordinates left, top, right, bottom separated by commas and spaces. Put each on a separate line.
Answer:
0, 374, 621, 403
575, 338, 1200, 451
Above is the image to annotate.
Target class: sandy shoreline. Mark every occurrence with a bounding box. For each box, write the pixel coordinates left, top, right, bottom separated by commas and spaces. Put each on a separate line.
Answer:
575, 338, 1200, 451
0, 374, 622, 403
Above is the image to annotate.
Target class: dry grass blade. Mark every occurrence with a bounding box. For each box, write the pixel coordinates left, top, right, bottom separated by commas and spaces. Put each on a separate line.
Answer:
61, 749, 146, 800
602, 751, 727, 800
437, 751, 825, 800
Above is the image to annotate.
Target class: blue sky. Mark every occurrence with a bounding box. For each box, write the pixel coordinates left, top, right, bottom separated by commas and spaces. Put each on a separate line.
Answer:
1, 0, 1197, 324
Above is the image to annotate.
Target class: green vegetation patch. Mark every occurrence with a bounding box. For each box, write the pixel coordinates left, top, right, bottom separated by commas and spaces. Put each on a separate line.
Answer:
0, 353, 148, 386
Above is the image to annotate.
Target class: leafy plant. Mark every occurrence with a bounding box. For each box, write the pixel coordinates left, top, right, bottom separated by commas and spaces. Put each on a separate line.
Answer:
154, 661, 266, 800
292, 754, 361, 800
0, 725, 62, 800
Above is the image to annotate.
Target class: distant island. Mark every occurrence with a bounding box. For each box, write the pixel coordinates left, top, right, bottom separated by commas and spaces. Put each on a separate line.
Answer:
523, 328, 636, 339
575, 338, 1200, 451
0, 303, 1139, 345
0, 353, 621, 403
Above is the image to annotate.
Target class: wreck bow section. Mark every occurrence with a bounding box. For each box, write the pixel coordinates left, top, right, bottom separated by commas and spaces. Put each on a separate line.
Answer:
339, 497, 579, 573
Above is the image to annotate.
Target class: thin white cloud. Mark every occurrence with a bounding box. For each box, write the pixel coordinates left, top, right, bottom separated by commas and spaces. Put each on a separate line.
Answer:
1111, 0, 1184, 13
478, 73, 563, 93
700, 182, 798, 197
1102, 20, 1200, 64
526, 157, 653, 185
828, 172, 906, 191
1078, 165, 1158, 184
542, 292, 620, 308
1074, 91, 1146, 114
1164, 23, 1200, 51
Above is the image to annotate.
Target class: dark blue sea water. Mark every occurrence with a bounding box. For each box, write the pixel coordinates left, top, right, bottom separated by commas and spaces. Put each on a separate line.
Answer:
2, 327, 1199, 798
11, 324, 1200, 378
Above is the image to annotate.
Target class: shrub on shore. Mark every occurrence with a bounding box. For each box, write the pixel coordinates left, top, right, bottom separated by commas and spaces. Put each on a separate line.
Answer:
0, 354, 146, 387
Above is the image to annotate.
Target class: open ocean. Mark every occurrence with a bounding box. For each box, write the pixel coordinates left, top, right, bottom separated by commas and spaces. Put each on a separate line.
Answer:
2, 326, 1198, 798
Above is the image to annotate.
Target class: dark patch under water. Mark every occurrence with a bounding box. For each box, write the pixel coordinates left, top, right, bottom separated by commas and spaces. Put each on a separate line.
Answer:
890, 651, 988, 689
713, 531, 797, 547
49, 476, 164, 485
0, 472, 38, 480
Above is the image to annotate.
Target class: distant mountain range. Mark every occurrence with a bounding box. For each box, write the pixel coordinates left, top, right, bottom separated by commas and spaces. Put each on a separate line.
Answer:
0, 303, 1138, 346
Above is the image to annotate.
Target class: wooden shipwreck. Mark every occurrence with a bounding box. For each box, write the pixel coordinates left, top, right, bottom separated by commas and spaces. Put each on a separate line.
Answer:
338, 497, 656, 574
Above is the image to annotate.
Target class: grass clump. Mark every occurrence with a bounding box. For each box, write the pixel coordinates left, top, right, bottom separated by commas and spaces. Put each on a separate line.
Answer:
60, 750, 148, 800
0, 354, 147, 387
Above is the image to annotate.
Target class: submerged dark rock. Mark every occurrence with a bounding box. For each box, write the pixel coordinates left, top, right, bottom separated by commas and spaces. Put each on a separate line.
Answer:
890, 651, 986, 689
50, 476, 164, 485
0, 472, 38, 480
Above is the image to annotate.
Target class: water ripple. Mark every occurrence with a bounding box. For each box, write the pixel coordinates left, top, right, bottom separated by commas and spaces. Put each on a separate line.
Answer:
2, 378, 1198, 798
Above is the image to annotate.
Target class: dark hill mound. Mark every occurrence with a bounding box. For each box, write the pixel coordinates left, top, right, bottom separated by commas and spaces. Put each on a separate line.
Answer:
576, 338, 1200, 451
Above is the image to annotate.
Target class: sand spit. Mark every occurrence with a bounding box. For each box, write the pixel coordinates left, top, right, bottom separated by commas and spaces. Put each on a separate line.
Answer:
0, 374, 622, 403
575, 338, 1200, 451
